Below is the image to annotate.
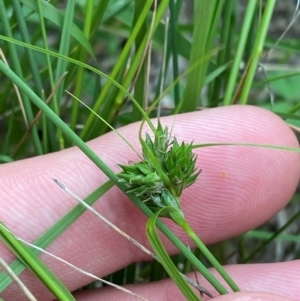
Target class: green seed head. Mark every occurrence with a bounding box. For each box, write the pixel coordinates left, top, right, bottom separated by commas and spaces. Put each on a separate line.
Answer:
118, 122, 201, 210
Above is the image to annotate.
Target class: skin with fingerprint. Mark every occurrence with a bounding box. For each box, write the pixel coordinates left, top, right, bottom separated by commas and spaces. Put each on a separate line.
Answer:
0, 105, 299, 301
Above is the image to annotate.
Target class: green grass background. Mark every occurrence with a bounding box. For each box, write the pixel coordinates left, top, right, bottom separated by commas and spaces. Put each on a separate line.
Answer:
0, 0, 300, 300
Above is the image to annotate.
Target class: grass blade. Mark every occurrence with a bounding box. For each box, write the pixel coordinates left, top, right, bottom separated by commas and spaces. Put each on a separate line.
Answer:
0, 180, 114, 290
147, 209, 202, 301
0, 0, 43, 155
0, 223, 76, 301
239, 0, 276, 104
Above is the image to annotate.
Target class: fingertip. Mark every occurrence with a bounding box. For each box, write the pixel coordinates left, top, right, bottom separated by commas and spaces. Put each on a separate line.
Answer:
160, 105, 300, 242
212, 291, 294, 301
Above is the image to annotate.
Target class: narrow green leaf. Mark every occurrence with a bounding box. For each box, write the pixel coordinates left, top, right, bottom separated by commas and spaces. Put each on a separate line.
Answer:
0, 0, 43, 156
168, 0, 180, 106
0, 60, 228, 296
132, 0, 148, 122
20, 0, 95, 59
70, 0, 97, 131
79, 0, 155, 140
0, 180, 114, 291
147, 208, 201, 301
242, 210, 300, 262
179, 220, 240, 292
239, 0, 276, 104
182, 0, 222, 112
223, 0, 258, 105
11, 0, 43, 96
54, 0, 75, 110
0, 222, 76, 301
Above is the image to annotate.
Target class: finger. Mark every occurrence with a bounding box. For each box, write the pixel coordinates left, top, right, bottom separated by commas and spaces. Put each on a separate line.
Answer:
1, 105, 299, 300
212, 293, 293, 301
73, 261, 300, 301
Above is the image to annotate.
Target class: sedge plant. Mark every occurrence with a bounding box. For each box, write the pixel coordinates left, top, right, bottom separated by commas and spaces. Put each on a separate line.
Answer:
0, 56, 239, 300
1, 0, 300, 300
117, 113, 240, 299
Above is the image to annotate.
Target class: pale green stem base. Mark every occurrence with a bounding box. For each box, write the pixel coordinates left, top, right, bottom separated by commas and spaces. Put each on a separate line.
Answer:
174, 213, 240, 293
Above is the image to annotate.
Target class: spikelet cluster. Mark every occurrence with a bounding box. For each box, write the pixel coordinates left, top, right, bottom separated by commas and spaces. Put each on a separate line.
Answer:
118, 122, 201, 211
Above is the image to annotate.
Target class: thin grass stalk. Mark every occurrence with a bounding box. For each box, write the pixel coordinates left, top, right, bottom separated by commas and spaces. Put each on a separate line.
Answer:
174, 214, 240, 292
132, 0, 149, 122
147, 212, 202, 301
242, 210, 300, 263
160, 207, 240, 292
209, 0, 234, 103
11, 0, 43, 96
237, 235, 247, 262
223, 0, 258, 105
0, 0, 43, 156
239, 0, 276, 104
97, 59, 130, 135
0, 61, 228, 295
244, 3, 262, 62
54, 0, 76, 102
36, 0, 60, 152
41, 91, 49, 153
148, 208, 227, 296
0, 223, 76, 301
169, 0, 180, 106
246, 231, 300, 243
84, 0, 168, 135
204, 0, 226, 107
53, 0, 76, 150
90, 0, 110, 35
112, 0, 170, 111
12, 73, 68, 157
181, 0, 220, 112
70, 0, 95, 131
37, 0, 59, 118
156, 16, 169, 118
0, 180, 114, 290
20, 0, 95, 58
2, 101, 15, 155
0, 258, 37, 301
79, 0, 155, 140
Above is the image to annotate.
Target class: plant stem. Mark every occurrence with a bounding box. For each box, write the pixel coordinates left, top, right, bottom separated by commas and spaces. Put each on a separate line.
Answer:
239, 0, 276, 104
176, 217, 240, 293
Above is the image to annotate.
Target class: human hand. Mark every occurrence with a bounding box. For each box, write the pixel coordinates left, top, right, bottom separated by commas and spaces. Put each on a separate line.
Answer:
0, 105, 299, 301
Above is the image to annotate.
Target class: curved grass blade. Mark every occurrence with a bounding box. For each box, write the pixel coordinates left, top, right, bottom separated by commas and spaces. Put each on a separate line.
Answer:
182, 0, 223, 112
242, 210, 300, 263
0, 222, 76, 301
176, 217, 239, 292
112, 0, 170, 118
70, 0, 97, 131
239, 0, 276, 104
0, 0, 43, 156
223, 0, 257, 105
79, 0, 156, 140
20, 0, 95, 59
11, 0, 43, 97
0, 35, 155, 135
0, 180, 114, 291
54, 0, 75, 107
66, 91, 142, 159
3, 233, 149, 301
0, 60, 229, 295
193, 142, 300, 153
146, 208, 203, 301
